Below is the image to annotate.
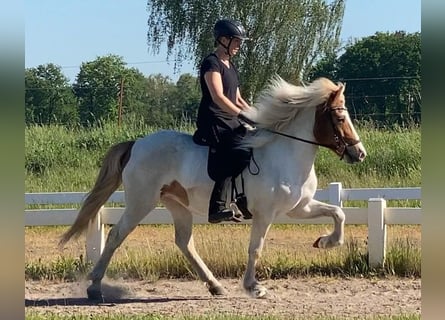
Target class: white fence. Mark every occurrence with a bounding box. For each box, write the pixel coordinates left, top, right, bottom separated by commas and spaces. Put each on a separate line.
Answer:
25, 182, 421, 267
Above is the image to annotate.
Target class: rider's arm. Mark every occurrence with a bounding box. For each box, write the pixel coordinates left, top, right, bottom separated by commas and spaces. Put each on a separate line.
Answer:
204, 71, 242, 116
236, 88, 251, 111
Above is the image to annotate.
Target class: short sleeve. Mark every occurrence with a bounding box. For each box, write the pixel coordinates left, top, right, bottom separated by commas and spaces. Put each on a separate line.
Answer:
201, 54, 221, 75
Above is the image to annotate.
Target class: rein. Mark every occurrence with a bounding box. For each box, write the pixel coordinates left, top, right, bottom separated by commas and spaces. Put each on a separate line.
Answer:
263, 128, 331, 148
260, 107, 361, 160
263, 127, 358, 161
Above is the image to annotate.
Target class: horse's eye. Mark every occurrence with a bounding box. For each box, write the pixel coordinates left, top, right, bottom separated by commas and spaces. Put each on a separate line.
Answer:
336, 109, 345, 114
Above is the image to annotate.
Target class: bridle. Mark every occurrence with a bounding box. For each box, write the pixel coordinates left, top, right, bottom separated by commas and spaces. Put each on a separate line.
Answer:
327, 106, 362, 158
263, 105, 361, 160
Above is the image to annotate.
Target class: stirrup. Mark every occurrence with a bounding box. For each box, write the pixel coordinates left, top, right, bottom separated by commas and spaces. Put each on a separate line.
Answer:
232, 193, 252, 219
208, 209, 242, 224
230, 175, 253, 220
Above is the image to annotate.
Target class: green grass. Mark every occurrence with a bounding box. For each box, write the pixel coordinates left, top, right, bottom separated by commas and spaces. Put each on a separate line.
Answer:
384, 238, 421, 277
25, 312, 420, 320
25, 256, 91, 281
25, 122, 154, 192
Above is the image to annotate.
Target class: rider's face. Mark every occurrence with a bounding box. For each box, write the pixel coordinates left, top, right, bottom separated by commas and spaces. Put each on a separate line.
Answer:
221, 37, 243, 56
229, 38, 242, 55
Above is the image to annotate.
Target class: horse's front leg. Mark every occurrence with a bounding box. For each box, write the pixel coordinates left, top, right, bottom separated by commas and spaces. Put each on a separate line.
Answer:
288, 198, 345, 248
243, 215, 272, 298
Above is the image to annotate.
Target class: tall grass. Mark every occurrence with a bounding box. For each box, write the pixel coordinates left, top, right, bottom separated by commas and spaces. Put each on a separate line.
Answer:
25, 121, 158, 192
25, 229, 420, 281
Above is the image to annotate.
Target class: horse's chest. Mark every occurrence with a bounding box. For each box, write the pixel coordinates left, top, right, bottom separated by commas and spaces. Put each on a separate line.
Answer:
267, 180, 307, 210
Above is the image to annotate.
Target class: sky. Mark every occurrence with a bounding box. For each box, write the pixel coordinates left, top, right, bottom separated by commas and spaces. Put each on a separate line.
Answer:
25, 0, 421, 83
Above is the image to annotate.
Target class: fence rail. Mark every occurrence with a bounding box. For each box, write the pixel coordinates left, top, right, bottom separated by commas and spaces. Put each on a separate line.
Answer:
25, 182, 421, 267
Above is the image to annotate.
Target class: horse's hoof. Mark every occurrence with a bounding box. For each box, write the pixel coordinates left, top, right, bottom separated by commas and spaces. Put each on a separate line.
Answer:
254, 286, 268, 298
246, 285, 268, 298
209, 285, 227, 296
87, 286, 104, 302
313, 237, 322, 248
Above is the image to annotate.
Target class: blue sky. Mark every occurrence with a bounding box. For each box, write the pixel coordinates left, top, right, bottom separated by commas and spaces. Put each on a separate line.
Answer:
25, 0, 421, 83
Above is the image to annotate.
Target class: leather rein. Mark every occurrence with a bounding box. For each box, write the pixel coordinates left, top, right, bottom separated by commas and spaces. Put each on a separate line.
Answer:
263, 107, 361, 159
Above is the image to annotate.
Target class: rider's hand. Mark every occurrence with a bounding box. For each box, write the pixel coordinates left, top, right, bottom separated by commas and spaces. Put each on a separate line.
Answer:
238, 109, 257, 127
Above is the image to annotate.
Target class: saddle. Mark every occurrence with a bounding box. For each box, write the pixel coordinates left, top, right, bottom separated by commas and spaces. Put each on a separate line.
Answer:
193, 128, 257, 221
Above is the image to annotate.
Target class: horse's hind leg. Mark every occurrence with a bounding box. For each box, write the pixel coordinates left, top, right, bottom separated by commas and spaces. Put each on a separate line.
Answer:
162, 197, 226, 296
87, 190, 158, 300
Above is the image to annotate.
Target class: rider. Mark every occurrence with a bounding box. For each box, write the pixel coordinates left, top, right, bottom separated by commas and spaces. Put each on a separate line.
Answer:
193, 19, 256, 223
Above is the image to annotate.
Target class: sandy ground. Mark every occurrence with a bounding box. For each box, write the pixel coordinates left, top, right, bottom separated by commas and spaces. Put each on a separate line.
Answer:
25, 225, 421, 318
25, 277, 420, 318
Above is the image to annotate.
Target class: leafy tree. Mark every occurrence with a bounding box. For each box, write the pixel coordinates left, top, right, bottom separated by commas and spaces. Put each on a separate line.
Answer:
307, 53, 338, 80
136, 73, 200, 127
146, 0, 345, 100
141, 74, 177, 127
311, 31, 421, 125
169, 73, 200, 123
25, 63, 77, 125
73, 54, 147, 126
118, 69, 148, 125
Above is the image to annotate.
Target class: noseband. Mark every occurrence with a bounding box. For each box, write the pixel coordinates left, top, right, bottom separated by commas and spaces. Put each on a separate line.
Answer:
264, 106, 361, 160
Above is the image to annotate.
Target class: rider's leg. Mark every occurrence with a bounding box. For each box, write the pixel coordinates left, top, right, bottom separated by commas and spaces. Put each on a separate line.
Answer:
208, 178, 234, 223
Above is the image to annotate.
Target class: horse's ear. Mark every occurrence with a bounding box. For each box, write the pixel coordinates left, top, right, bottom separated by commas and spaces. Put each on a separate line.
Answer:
337, 82, 345, 93
330, 82, 346, 106
333, 82, 345, 99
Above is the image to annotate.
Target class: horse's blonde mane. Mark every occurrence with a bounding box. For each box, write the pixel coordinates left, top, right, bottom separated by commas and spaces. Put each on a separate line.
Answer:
252, 76, 339, 131
240, 76, 340, 149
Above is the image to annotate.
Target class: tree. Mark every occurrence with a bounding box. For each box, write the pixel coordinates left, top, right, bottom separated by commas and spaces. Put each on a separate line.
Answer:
141, 74, 177, 127
73, 54, 147, 126
169, 73, 200, 123
118, 68, 149, 125
311, 31, 421, 126
146, 0, 345, 100
138, 73, 200, 127
307, 53, 338, 80
25, 63, 78, 125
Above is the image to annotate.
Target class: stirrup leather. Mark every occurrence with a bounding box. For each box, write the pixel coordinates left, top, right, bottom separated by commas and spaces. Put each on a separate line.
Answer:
230, 175, 253, 220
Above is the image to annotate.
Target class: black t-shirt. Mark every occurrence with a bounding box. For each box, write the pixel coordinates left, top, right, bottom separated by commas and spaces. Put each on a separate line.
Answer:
196, 53, 241, 134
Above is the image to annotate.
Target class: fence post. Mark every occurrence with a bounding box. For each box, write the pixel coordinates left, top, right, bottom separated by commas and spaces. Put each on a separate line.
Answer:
86, 206, 105, 264
367, 198, 387, 267
329, 182, 342, 207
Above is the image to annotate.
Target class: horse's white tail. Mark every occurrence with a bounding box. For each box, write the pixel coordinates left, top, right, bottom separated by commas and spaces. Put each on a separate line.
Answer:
58, 140, 135, 247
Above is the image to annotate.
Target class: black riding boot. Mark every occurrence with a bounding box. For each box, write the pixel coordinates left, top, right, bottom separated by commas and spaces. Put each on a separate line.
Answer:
208, 179, 234, 223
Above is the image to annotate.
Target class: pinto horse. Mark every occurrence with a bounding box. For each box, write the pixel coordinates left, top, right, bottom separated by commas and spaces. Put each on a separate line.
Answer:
59, 76, 366, 300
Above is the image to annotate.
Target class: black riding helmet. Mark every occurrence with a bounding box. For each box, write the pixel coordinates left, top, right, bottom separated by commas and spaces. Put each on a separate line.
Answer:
214, 19, 249, 56
213, 19, 249, 41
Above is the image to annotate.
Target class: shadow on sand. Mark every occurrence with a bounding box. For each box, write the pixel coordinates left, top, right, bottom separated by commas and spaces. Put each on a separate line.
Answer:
25, 296, 210, 307
26, 281, 213, 307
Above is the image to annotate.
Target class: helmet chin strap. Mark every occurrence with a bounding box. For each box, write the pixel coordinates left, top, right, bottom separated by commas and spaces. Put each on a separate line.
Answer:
217, 38, 234, 57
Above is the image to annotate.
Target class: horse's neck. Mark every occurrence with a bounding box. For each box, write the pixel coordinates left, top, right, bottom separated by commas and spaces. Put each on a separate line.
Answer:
267, 136, 317, 169
287, 107, 316, 143
259, 109, 318, 181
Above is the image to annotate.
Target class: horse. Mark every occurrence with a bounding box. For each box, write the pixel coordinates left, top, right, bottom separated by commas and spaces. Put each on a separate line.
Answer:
59, 76, 367, 300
